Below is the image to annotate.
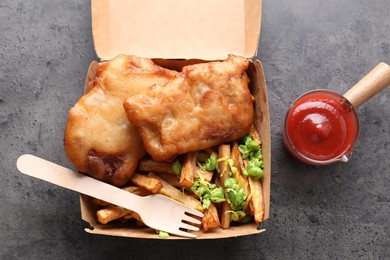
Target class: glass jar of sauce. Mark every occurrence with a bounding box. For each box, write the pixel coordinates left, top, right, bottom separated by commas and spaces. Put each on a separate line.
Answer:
283, 62, 390, 165
283, 90, 359, 165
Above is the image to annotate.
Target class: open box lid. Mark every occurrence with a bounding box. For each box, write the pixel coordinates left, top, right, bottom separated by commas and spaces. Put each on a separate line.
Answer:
91, 0, 262, 60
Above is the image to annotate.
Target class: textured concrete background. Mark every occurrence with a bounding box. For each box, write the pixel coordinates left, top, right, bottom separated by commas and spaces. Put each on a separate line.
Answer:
1, 0, 389, 259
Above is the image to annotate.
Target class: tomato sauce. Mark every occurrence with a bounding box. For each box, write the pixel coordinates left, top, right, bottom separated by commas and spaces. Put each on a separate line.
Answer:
283, 90, 359, 165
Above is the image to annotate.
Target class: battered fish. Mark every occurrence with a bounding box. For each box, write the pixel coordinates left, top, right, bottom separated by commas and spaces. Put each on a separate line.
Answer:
124, 55, 253, 161
64, 55, 177, 186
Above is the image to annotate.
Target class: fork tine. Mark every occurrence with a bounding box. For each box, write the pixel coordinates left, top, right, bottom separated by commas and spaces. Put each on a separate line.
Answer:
180, 222, 200, 232
177, 204, 203, 218
186, 209, 204, 218
181, 214, 202, 225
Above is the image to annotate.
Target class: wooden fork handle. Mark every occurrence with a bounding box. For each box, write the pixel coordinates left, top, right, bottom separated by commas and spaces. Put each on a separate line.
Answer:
16, 154, 144, 212
343, 62, 390, 108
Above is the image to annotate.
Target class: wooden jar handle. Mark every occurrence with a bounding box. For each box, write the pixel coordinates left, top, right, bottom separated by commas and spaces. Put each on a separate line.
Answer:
343, 62, 390, 108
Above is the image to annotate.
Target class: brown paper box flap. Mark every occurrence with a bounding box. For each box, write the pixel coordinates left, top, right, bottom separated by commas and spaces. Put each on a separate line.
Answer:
92, 0, 262, 60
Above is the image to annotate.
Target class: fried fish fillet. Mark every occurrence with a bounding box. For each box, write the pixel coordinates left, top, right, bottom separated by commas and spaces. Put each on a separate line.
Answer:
124, 55, 253, 161
64, 55, 177, 186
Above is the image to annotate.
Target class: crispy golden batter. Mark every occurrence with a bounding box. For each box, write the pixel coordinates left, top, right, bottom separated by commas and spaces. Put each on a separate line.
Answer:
124, 55, 253, 161
64, 55, 177, 186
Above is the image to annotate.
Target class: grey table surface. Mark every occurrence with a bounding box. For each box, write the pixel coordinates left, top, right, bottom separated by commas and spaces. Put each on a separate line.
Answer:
1, 0, 389, 259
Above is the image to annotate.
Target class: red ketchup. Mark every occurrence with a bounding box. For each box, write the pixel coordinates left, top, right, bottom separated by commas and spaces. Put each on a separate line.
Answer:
283, 90, 359, 165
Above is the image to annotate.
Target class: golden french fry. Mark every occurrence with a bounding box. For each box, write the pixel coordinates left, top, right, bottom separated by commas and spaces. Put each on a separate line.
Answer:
121, 210, 143, 224
220, 201, 231, 229
184, 189, 203, 200
249, 125, 262, 145
156, 173, 181, 188
138, 156, 213, 182
138, 159, 175, 174
97, 206, 132, 224
248, 176, 265, 223
148, 172, 203, 212
179, 151, 197, 188
122, 186, 152, 196
202, 204, 220, 231
218, 144, 232, 229
231, 142, 250, 196
121, 213, 135, 222
195, 167, 213, 182
130, 173, 163, 194
93, 186, 151, 207
129, 211, 142, 222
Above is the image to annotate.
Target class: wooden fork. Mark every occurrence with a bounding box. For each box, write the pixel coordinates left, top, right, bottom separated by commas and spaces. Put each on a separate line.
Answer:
16, 154, 204, 238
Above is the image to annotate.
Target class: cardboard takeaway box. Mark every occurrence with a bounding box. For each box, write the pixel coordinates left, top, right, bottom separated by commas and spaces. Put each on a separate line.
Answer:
80, 0, 271, 239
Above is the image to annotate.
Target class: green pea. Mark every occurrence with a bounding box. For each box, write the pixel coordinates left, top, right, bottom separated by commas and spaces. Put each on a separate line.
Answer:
202, 198, 211, 209
242, 135, 252, 145
258, 153, 263, 160
171, 160, 181, 176
198, 186, 208, 196
211, 196, 225, 203
251, 150, 260, 159
210, 187, 224, 201
259, 160, 263, 168
231, 210, 246, 221
157, 230, 170, 239
234, 188, 246, 206
247, 161, 255, 170
190, 178, 225, 208
224, 178, 237, 189
238, 144, 247, 154
248, 166, 263, 179
227, 191, 236, 204
231, 212, 239, 221
237, 188, 245, 197
252, 158, 262, 168
236, 210, 246, 218
247, 140, 259, 151
190, 180, 200, 191
203, 154, 217, 171
242, 152, 249, 159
